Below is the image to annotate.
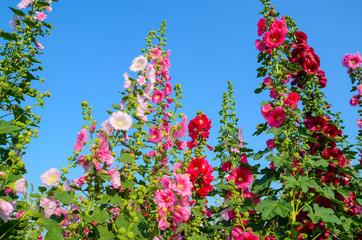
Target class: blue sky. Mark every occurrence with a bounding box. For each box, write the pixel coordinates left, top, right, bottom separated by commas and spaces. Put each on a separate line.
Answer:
0, 0, 361, 187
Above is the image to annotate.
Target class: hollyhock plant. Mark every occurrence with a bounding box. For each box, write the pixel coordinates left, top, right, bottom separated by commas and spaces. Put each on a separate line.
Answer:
152, 90, 165, 103
342, 52, 362, 69
267, 106, 285, 128
227, 167, 253, 189
129, 55, 148, 72
12, 177, 26, 195
0, 200, 16, 223
40, 168, 61, 187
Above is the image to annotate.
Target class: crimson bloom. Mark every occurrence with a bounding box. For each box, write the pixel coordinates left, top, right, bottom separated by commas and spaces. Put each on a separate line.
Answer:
263, 28, 286, 49
227, 167, 253, 189
267, 106, 286, 128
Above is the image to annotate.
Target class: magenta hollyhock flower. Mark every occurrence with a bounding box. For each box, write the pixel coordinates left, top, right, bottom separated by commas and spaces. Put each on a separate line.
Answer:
164, 82, 172, 95
357, 85, 362, 95
342, 52, 362, 69
255, 39, 266, 52
284, 92, 300, 108
173, 174, 193, 197
109, 111, 133, 131
228, 167, 253, 189
152, 90, 165, 104
257, 18, 266, 36
34, 12, 47, 21
0, 200, 16, 222
232, 228, 260, 240
176, 140, 187, 150
350, 95, 360, 106
357, 119, 362, 129
263, 76, 272, 86
13, 177, 26, 195
40, 168, 61, 187
221, 161, 232, 171
267, 106, 286, 128
263, 28, 286, 49
129, 55, 148, 72
154, 189, 176, 208
172, 116, 188, 139
149, 126, 163, 144
270, 16, 288, 34
266, 139, 276, 149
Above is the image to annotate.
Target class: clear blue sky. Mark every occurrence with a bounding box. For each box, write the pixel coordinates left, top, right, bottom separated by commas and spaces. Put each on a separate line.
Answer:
0, 0, 361, 187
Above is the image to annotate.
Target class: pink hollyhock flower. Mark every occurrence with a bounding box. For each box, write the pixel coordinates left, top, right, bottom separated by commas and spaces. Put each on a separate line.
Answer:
172, 116, 188, 139
160, 175, 173, 190
74, 128, 88, 153
263, 28, 286, 49
164, 139, 174, 149
101, 119, 114, 136
109, 111, 133, 131
93, 160, 102, 172
281, 73, 291, 84
176, 206, 191, 221
35, 41, 44, 50
228, 167, 253, 189
350, 95, 360, 106
123, 72, 133, 90
357, 119, 362, 129
74, 175, 87, 188
172, 162, 183, 173
238, 127, 245, 148
13, 177, 26, 195
173, 174, 193, 196
240, 154, 248, 163
158, 218, 167, 230
257, 18, 266, 36
17, 0, 34, 9
357, 85, 362, 95
40, 168, 61, 187
136, 75, 146, 85
220, 209, 230, 220
164, 82, 172, 95
267, 107, 286, 128
270, 16, 288, 34
266, 139, 276, 149
150, 47, 161, 59
34, 12, 47, 21
40, 197, 58, 218
146, 64, 156, 83
144, 82, 154, 96
77, 155, 89, 168
263, 76, 272, 86
149, 125, 163, 144
176, 140, 187, 150
261, 103, 273, 119
129, 55, 148, 72
154, 190, 176, 208
152, 90, 165, 104
97, 147, 114, 166
232, 228, 260, 240
9, 15, 20, 32
284, 92, 300, 108
107, 167, 121, 189
0, 200, 16, 222
44, 0, 52, 12
342, 52, 362, 69
255, 39, 266, 52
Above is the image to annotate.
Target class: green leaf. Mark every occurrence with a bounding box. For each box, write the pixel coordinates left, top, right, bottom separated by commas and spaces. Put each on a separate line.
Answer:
38, 2, 50, 6
94, 225, 115, 240
122, 180, 135, 188
119, 153, 134, 164
45, 227, 64, 240
321, 187, 335, 199
285, 176, 298, 188
53, 191, 75, 205
92, 207, 109, 223
266, 127, 279, 136
255, 199, 292, 220
253, 148, 269, 160
214, 182, 229, 191
0, 31, 17, 41
100, 173, 112, 181
115, 214, 128, 229
0, 120, 21, 135
253, 123, 267, 136
111, 104, 121, 110
336, 188, 350, 199
43, 23, 55, 29
9, 7, 25, 17
254, 88, 263, 94
298, 176, 319, 192
307, 204, 342, 225
252, 175, 272, 193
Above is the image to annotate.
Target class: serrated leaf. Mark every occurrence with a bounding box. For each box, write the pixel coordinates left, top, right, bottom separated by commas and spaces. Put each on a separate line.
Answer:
252, 175, 272, 193
45, 227, 63, 240
119, 153, 134, 164
92, 208, 109, 223
255, 199, 292, 220
95, 225, 115, 240
321, 187, 335, 199
336, 188, 350, 199
285, 176, 298, 188
298, 176, 319, 192
53, 191, 75, 205
307, 204, 342, 225
122, 180, 134, 188
214, 182, 229, 191
100, 173, 112, 181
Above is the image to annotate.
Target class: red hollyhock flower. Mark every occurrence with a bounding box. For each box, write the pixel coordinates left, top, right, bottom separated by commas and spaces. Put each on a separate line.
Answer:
257, 18, 266, 36
187, 157, 214, 197
294, 31, 308, 43
227, 167, 253, 189
263, 28, 286, 49
187, 157, 207, 181
267, 106, 286, 128
284, 92, 300, 109
308, 116, 327, 132
188, 114, 211, 140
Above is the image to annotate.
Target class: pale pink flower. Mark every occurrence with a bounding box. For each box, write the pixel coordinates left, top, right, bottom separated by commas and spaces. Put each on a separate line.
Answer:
13, 177, 26, 195
109, 111, 133, 131
34, 12, 47, 21
172, 162, 183, 173
35, 41, 44, 50
129, 55, 148, 72
136, 75, 146, 85
44, 0, 52, 12
40, 168, 61, 187
17, 0, 34, 9
144, 82, 154, 96
9, 15, 20, 32
77, 155, 89, 169
40, 197, 58, 218
158, 218, 167, 230
107, 167, 121, 189
152, 90, 165, 104
101, 119, 114, 136
238, 127, 245, 148
123, 72, 133, 90
220, 209, 229, 220
173, 174, 193, 196
342, 52, 362, 69
146, 64, 156, 83
62, 179, 71, 191
0, 200, 16, 222
172, 116, 188, 139
74, 175, 87, 188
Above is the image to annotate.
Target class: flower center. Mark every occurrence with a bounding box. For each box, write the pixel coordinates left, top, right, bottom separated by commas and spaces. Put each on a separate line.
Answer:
238, 177, 243, 182
48, 176, 57, 183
